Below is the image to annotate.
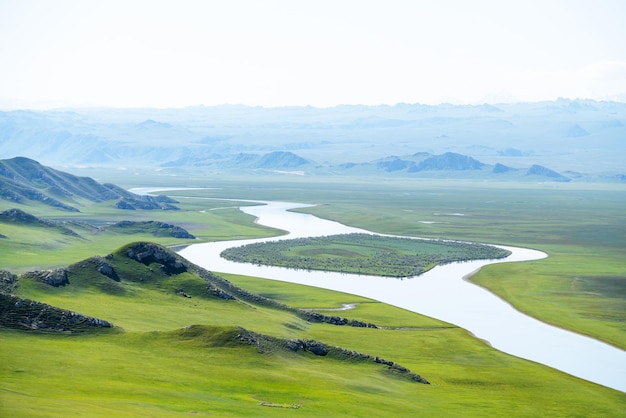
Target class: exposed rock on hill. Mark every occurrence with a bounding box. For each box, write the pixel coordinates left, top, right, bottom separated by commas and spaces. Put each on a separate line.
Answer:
0, 270, 17, 293
0, 293, 112, 332
125, 242, 188, 275
115, 242, 377, 327
232, 326, 429, 383
110, 220, 195, 238
22, 268, 70, 287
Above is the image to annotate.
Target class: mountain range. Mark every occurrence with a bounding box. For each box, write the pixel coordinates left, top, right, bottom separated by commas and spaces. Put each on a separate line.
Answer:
0, 99, 624, 181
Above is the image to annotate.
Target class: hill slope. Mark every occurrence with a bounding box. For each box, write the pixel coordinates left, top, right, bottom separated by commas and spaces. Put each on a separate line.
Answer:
1, 242, 425, 382
0, 156, 179, 211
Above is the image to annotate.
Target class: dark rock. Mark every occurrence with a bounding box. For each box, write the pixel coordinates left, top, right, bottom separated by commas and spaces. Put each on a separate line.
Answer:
305, 340, 329, 356
0, 270, 18, 293
175, 288, 192, 298
97, 262, 120, 281
126, 243, 187, 275
27, 268, 69, 287
0, 293, 112, 332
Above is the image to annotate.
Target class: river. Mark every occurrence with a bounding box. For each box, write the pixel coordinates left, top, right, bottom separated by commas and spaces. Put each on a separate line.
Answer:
130, 190, 625, 393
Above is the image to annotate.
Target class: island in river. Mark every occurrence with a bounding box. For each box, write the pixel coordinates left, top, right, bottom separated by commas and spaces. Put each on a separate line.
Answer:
221, 233, 511, 277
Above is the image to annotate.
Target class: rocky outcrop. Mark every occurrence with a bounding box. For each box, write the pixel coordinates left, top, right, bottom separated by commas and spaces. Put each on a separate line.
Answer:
125, 242, 187, 275
0, 293, 112, 332
111, 220, 195, 239
0, 270, 17, 293
233, 327, 429, 384
157, 222, 195, 239
97, 261, 120, 281
23, 268, 70, 287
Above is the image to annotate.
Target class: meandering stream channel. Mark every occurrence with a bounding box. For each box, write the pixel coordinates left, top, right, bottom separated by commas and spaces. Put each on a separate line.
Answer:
132, 190, 625, 393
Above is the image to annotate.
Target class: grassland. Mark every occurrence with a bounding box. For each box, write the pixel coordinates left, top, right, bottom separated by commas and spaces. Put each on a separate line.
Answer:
2, 259, 625, 417
160, 177, 626, 349
2, 175, 625, 416
0, 197, 283, 273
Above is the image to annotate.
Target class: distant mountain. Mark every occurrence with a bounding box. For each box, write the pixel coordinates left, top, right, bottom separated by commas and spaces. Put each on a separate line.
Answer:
525, 165, 570, 182
0, 157, 179, 211
256, 151, 310, 168
492, 163, 516, 174
338, 151, 571, 181
408, 152, 485, 171
228, 151, 310, 169
1, 99, 625, 177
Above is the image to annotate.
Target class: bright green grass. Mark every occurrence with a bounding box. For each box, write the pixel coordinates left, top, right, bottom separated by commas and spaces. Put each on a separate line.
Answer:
471, 249, 626, 349
223, 273, 454, 329
275, 179, 626, 350
2, 274, 625, 417
2, 177, 626, 416
155, 178, 626, 350
0, 198, 283, 273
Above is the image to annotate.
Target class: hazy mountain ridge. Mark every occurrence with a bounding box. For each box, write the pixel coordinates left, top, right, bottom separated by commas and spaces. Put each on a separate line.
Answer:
1, 99, 624, 178
0, 157, 179, 211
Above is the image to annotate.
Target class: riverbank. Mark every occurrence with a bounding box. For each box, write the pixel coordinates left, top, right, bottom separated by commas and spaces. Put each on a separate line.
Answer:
179, 199, 626, 393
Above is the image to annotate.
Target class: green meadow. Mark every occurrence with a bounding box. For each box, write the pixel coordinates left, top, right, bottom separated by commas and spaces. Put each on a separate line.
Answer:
1, 175, 625, 416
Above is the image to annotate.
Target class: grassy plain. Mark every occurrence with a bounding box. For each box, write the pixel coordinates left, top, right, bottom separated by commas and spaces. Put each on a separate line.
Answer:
161, 177, 626, 349
0, 197, 282, 273
2, 174, 625, 416
2, 269, 625, 417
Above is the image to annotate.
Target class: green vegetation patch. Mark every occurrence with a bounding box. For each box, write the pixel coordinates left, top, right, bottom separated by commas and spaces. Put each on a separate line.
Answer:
222, 233, 510, 277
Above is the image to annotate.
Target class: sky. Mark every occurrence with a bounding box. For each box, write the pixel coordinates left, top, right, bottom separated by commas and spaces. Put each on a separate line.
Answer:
1, 0, 625, 109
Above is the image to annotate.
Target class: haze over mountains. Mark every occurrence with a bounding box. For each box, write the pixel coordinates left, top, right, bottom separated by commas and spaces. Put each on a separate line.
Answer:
1, 99, 624, 181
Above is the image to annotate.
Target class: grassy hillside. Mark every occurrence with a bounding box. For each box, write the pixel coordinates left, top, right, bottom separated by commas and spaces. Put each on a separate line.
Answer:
2, 243, 624, 416
2, 176, 625, 416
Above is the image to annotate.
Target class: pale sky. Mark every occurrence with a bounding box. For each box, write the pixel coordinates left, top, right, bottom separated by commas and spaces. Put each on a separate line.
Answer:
1, 0, 625, 109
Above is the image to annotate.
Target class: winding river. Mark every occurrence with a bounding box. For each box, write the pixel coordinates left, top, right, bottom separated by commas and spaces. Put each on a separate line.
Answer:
139, 193, 626, 393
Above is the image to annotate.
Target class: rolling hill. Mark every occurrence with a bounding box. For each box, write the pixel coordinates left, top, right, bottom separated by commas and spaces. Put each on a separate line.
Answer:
0, 242, 424, 381
0, 156, 179, 211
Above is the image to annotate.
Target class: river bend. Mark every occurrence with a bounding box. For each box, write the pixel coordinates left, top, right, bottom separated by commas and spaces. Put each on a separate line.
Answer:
175, 199, 626, 393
